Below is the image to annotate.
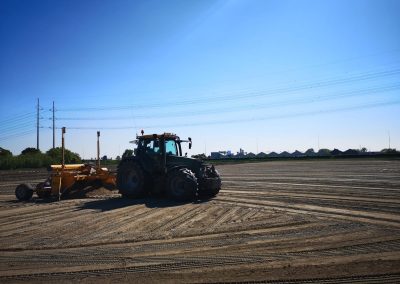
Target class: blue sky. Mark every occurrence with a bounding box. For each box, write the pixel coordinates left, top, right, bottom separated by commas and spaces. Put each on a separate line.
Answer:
0, 0, 399, 158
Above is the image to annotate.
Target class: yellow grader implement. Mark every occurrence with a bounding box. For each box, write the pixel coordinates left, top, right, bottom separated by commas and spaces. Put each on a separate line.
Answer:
15, 128, 116, 201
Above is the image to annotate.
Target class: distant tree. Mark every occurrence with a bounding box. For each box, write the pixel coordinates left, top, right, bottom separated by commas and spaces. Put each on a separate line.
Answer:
0, 147, 12, 157
46, 147, 82, 164
361, 147, 368, 153
102, 155, 108, 161
21, 147, 41, 155
122, 149, 134, 159
116, 155, 121, 161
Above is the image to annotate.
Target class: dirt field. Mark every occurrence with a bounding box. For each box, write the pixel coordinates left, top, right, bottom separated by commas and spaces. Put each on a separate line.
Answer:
0, 159, 400, 283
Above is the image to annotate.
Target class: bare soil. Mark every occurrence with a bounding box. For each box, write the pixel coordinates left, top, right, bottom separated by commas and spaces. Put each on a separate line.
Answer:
0, 159, 400, 283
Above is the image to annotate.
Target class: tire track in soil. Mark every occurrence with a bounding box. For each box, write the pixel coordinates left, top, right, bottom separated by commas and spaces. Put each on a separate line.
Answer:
149, 205, 206, 234
55, 204, 157, 248
172, 204, 221, 234
222, 189, 400, 205
222, 191, 400, 215
214, 195, 400, 228
79, 205, 153, 234
0, 205, 83, 229
223, 191, 400, 217
208, 274, 400, 284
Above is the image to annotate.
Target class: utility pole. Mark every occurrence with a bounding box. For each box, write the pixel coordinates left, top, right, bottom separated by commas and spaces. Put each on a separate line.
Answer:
97, 131, 101, 168
388, 131, 391, 149
36, 98, 39, 150
60, 127, 66, 201
52, 101, 55, 149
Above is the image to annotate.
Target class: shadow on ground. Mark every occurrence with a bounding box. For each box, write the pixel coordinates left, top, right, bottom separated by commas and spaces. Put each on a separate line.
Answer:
76, 196, 210, 212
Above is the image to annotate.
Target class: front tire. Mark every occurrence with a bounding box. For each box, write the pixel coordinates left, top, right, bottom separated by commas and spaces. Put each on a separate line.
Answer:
117, 159, 146, 198
166, 168, 197, 202
198, 166, 221, 199
15, 183, 34, 201
198, 186, 220, 199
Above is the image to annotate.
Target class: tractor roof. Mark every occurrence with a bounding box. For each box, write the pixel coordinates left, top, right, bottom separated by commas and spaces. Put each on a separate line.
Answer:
138, 133, 179, 140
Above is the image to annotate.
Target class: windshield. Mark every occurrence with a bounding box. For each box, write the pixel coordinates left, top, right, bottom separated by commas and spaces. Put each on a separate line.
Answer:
165, 140, 178, 156
142, 139, 160, 154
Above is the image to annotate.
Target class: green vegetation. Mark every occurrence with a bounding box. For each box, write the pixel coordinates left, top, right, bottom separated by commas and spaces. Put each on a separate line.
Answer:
0, 147, 82, 170
46, 147, 82, 164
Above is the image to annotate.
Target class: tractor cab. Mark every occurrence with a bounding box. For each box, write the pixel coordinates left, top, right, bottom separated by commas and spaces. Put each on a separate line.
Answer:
134, 133, 191, 157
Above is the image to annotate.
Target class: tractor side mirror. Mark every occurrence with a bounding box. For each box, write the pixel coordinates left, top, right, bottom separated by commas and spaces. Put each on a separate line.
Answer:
188, 137, 192, 149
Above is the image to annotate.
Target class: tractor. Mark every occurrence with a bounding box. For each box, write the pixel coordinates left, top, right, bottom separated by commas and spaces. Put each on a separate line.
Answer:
117, 132, 221, 201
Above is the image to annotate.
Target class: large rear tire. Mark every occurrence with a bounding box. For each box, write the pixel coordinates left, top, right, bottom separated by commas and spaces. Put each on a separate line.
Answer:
15, 183, 34, 201
117, 159, 146, 198
166, 168, 197, 202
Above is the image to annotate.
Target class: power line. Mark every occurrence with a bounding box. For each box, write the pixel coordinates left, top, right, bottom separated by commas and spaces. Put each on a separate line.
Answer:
0, 121, 35, 133
0, 130, 36, 142
54, 99, 400, 130
0, 112, 35, 125
56, 68, 400, 112
55, 83, 400, 121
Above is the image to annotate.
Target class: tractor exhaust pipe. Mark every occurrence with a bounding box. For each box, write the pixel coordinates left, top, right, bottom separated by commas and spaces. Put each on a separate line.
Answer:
60, 127, 66, 201
61, 127, 66, 169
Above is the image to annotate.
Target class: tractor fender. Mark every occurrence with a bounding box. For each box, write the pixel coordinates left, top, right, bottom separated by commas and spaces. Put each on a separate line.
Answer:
166, 165, 188, 174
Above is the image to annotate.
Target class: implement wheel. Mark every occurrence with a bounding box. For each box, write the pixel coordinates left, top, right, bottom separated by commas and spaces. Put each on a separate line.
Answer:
166, 168, 197, 202
36, 182, 51, 198
15, 183, 34, 201
117, 159, 146, 198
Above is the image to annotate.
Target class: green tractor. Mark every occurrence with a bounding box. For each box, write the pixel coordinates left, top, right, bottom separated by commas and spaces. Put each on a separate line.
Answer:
117, 132, 221, 201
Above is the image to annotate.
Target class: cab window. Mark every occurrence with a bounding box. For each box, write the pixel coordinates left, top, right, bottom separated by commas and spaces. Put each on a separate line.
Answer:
145, 140, 160, 154
165, 140, 178, 156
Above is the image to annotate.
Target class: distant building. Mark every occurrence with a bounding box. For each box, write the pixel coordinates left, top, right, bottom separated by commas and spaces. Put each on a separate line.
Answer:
279, 151, 291, 157
257, 152, 267, 158
292, 150, 305, 157
305, 148, 316, 156
330, 149, 343, 156
343, 149, 359, 155
267, 152, 279, 158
